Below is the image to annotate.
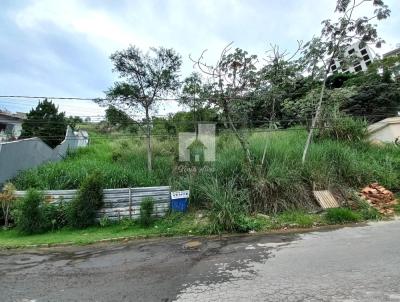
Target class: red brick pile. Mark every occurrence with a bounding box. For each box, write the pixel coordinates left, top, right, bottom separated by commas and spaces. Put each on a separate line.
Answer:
360, 183, 397, 215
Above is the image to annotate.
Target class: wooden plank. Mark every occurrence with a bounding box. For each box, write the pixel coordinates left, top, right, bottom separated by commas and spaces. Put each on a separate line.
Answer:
313, 190, 339, 209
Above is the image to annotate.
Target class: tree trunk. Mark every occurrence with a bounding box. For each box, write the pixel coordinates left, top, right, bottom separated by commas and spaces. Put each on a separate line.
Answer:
227, 113, 252, 164
145, 107, 152, 172
301, 72, 329, 164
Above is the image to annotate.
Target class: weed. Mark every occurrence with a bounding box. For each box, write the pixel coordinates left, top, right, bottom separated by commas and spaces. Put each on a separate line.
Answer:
12, 189, 48, 234
274, 211, 320, 228
139, 197, 155, 227
325, 208, 361, 224
68, 172, 104, 229
11, 127, 400, 224
99, 215, 111, 227
201, 178, 249, 234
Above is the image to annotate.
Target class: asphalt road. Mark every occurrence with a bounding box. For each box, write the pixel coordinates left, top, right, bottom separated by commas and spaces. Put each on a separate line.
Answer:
1, 219, 400, 302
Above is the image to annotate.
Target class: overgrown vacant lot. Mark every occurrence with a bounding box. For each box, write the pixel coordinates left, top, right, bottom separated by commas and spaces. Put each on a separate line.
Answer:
13, 127, 400, 212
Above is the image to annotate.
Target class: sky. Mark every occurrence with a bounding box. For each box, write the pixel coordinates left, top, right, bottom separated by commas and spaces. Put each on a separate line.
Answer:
0, 0, 399, 118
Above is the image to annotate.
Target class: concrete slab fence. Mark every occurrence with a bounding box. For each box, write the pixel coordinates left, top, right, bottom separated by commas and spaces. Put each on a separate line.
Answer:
15, 186, 171, 220
0, 126, 89, 184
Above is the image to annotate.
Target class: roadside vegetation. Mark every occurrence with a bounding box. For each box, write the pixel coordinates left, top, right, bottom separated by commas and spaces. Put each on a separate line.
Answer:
0, 124, 396, 247
0, 0, 398, 247
0, 208, 378, 249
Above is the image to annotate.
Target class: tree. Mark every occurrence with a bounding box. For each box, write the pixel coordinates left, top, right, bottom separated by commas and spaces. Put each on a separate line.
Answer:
301, 0, 391, 163
338, 56, 400, 122
257, 43, 303, 128
101, 46, 182, 171
325, 72, 357, 89
66, 116, 83, 129
255, 43, 304, 165
282, 86, 357, 126
105, 106, 133, 128
342, 82, 400, 122
180, 72, 207, 136
21, 99, 67, 148
192, 45, 258, 163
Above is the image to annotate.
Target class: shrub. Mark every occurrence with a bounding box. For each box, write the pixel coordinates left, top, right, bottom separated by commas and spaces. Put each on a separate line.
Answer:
201, 178, 249, 234
318, 116, 368, 142
139, 197, 155, 227
358, 206, 381, 220
0, 182, 17, 228
395, 203, 400, 214
236, 215, 265, 232
43, 201, 70, 231
354, 200, 381, 220
325, 208, 361, 224
13, 189, 49, 234
275, 211, 317, 228
68, 172, 104, 229
99, 215, 111, 227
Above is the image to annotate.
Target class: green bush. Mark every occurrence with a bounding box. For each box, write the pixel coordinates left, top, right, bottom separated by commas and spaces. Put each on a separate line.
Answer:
13, 189, 49, 234
355, 200, 381, 220
139, 197, 155, 227
318, 116, 368, 142
201, 179, 249, 234
358, 207, 381, 220
395, 203, 400, 214
325, 208, 361, 224
43, 201, 70, 231
99, 215, 112, 227
68, 172, 104, 229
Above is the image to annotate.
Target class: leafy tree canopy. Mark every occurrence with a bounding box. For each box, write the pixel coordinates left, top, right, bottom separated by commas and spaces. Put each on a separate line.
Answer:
341, 81, 400, 123
105, 106, 133, 128
21, 99, 67, 148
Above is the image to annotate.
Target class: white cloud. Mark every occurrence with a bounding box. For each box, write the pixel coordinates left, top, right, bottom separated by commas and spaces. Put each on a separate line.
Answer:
1, 0, 399, 116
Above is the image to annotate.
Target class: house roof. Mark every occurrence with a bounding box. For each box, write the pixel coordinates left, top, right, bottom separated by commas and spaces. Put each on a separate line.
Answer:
368, 117, 400, 134
383, 47, 400, 58
0, 111, 26, 121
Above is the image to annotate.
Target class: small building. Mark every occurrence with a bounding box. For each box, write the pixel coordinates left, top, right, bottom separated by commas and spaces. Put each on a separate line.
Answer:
331, 41, 375, 74
0, 112, 25, 142
368, 117, 400, 144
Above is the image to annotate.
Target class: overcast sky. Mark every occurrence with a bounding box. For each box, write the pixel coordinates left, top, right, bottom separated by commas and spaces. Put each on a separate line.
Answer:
0, 0, 399, 118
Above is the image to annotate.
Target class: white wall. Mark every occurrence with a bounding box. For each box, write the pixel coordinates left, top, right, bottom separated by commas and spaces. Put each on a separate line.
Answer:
0, 126, 89, 184
369, 124, 400, 143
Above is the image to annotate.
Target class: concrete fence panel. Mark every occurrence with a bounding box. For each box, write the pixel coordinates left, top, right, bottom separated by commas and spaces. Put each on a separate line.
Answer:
14, 186, 171, 220
0, 126, 89, 184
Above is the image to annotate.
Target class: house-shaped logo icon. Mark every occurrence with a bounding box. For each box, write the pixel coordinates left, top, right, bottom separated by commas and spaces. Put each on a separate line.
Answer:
179, 124, 215, 162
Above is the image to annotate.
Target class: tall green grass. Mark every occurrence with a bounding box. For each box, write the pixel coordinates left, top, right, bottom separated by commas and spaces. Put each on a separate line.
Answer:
13, 128, 400, 215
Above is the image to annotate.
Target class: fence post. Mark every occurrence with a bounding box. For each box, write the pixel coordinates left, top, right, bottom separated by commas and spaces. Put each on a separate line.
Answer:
129, 187, 132, 219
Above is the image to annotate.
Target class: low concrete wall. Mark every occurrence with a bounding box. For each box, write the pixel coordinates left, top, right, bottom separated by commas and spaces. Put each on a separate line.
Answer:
14, 186, 171, 220
0, 126, 89, 184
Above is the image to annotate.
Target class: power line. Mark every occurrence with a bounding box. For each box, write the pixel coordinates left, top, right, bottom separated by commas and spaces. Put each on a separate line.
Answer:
7, 113, 398, 125
10, 127, 321, 141
0, 95, 182, 101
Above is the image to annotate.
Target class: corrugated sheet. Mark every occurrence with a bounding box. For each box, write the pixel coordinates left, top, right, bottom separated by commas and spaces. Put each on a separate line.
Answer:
15, 186, 171, 220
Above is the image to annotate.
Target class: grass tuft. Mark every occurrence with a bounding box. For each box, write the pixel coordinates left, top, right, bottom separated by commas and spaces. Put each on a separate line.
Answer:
325, 208, 361, 224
